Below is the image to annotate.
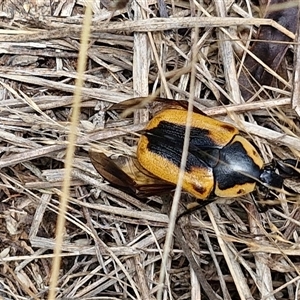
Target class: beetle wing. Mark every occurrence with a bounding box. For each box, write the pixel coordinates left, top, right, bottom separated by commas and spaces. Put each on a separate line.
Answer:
89, 150, 174, 197
89, 150, 136, 188
143, 109, 239, 151
111, 97, 205, 117
137, 133, 215, 200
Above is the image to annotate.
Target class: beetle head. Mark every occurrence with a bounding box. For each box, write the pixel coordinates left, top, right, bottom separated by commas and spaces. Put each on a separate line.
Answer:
258, 159, 300, 198
259, 165, 283, 198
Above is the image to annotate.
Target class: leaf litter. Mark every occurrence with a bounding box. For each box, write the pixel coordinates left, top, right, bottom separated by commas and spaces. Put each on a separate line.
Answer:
0, 0, 300, 299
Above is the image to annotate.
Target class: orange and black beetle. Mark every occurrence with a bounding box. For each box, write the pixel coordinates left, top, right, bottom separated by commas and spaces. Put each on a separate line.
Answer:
138, 108, 269, 200
90, 97, 299, 209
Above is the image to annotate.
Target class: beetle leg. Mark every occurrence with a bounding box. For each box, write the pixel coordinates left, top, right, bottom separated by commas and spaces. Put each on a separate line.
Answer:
277, 159, 300, 178
176, 199, 216, 223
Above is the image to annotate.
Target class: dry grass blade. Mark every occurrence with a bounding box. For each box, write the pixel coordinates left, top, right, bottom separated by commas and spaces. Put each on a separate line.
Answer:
0, 0, 300, 299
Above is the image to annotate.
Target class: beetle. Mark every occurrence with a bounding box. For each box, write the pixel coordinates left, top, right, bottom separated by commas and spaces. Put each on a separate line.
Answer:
89, 97, 299, 214
137, 108, 275, 200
